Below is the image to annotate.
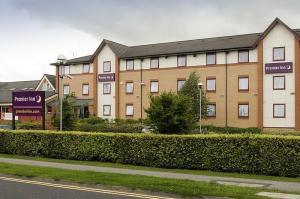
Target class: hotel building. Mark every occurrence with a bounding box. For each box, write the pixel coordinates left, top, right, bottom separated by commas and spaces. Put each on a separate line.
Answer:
52, 18, 300, 130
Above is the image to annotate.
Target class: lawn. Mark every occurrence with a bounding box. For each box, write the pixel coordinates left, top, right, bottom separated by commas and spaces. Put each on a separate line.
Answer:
0, 162, 280, 199
0, 153, 299, 183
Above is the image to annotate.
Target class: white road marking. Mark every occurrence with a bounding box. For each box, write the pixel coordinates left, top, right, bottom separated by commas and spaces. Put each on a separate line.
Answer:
0, 176, 175, 199
257, 192, 300, 199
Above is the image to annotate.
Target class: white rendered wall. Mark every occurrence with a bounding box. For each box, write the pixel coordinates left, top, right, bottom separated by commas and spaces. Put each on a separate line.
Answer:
97, 45, 116, 119
263, 24, 295, 128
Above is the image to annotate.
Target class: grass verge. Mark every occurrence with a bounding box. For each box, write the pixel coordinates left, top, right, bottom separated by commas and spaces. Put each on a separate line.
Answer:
0, 162, 280, 199
0, 153, 299, 183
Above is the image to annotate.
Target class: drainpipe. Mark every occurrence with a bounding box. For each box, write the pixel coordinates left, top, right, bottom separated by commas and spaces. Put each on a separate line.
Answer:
140, 58, 144, 120
225, 51, 229, 127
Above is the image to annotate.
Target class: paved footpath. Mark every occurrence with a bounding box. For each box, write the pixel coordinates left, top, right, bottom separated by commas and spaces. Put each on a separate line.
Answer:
0, 157, 299, 193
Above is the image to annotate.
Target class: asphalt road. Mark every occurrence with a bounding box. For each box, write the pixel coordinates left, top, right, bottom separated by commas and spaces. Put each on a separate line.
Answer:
0, 176, 175, 199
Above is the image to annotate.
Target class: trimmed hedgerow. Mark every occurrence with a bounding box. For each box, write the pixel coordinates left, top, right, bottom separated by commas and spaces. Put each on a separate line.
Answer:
202, 125, 261, 134
0, 130, 299, 177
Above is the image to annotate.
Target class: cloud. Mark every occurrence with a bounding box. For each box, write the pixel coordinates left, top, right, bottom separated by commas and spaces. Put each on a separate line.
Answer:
1, 0, 300, 81
9, 0, 300, 44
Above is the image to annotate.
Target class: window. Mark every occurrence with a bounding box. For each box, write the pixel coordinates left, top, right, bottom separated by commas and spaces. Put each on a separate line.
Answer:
125, 82, 134, 94
177, 79, 186, 91
150, 57, 159, 68
103, 83, 111, 94
1, 106, 9, 113
238, 76, 249, 91
238, 103, 249, 118
82, 84, 89, 95
273, 104, 286, 118
238, 50, 249, 63
62, 65, 70, 75
150, 80, 159, 93
206, 78, 216, 92
273, 76, 285, 90
207, 104, 216, 117
103, 61, 111, 72
126, 104, 134, 116
273, 47, 285, 61
83, 64, 90, 73
126, 59, 134, 70
103, 105, 111, 116
177, 55, 187, 67
206, 53, 216, 65
63, 85, 70, 95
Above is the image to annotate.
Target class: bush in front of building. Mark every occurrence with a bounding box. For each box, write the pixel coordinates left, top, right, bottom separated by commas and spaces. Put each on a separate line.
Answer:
0, 130, 299, 177
16, 121, 42, 130
51, 95, 77, 131
202, 125, 262, 134
145, 91, 195, 134
75, 117, 144, 133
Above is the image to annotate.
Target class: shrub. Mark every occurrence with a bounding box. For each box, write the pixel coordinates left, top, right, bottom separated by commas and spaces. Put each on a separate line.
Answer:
145, 92, 195, 134
51, 95, 77, 131
0, 130, 299, 177
75, 117, 143, 133
202, 125, 262, 134
16, 121, 42, 130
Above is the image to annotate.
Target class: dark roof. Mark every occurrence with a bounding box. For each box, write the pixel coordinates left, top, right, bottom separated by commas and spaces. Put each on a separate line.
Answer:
120, 33, 261, 58
0, 80, 56, 104
0, 80, 39, 103
64, 55, 92, 65
44, 74, 56, 88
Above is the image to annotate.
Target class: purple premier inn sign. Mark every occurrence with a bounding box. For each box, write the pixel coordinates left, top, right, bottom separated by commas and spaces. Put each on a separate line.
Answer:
98, 73, 115, 82
12, 91, 45, 116
265, 62, 293, 74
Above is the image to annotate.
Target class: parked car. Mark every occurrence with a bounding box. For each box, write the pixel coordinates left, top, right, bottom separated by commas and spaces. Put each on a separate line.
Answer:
0, 125, 12, 130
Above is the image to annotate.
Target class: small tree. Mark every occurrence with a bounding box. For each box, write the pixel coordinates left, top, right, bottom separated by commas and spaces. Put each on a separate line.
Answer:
51, 95, 77, 131
179, 72, 208, 122
145, 91, 194, 134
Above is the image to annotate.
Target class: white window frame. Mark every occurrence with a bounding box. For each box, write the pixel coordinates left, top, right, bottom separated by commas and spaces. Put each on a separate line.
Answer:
207, 104, 216, 117
126, 104, 134, 116
103, 61, 111, 72
126, 82, 134, 94
103, 83, 111, 94
126, 60, 134, 70
238, 76, 249, 91
273, 104, 286, 118
238, 50, 249, 63
206, 78, 216, 92
82, 84, 89, 95
177, 80, 186, 92
238, 103, 249, 118
273, 76, 285, 90
150, 57, 159, 68
177, 55, 187, 67
206, 53, 216, 65
103, 105, 111, 116
83, 64, 90, 73
63, 85, 70, 95
150, 81, 159, 93
273, 47, 285, 61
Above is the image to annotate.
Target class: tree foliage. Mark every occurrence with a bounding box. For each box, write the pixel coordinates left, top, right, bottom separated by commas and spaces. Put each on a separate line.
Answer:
179, 71, 208, 122
145, 91, 194, 134
51, 95, 77, 131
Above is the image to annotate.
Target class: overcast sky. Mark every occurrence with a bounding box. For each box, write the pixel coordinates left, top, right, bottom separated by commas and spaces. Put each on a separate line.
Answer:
1, 0, 300, 82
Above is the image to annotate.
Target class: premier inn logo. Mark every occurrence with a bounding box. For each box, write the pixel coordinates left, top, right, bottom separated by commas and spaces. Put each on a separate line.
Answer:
265, 62, 293, 74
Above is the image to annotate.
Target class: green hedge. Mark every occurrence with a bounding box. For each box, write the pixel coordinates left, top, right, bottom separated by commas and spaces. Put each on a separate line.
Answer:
0, 130, 299, 177
202, 125, 261, 134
